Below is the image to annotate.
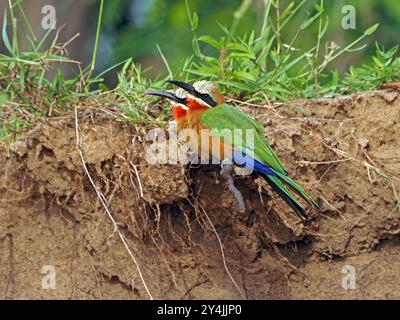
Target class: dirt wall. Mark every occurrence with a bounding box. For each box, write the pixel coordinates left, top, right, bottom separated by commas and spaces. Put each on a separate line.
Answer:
0, 90, 399, 299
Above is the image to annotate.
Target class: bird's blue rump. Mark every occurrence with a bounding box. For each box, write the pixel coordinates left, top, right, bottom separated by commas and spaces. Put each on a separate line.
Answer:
232, 152, 277, 176
232, 152, 309, 220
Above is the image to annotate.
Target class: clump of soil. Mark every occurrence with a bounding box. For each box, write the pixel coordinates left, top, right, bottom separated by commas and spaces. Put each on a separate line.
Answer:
0, 90, 399, 299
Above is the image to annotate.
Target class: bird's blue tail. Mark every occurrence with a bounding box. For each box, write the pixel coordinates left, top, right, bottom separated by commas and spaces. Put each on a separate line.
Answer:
233, 153, 318, 220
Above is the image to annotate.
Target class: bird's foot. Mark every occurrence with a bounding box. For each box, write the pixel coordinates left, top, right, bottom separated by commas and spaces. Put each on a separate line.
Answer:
220, 159, 246, 212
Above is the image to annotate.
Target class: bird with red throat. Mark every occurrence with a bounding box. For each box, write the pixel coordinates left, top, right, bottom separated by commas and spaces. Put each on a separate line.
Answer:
146, 80, 319, 220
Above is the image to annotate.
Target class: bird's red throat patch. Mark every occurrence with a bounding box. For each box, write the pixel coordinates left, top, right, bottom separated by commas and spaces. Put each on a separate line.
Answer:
186, 98, 209, 112
172, 99, 208, 120
172, 106, 187, 119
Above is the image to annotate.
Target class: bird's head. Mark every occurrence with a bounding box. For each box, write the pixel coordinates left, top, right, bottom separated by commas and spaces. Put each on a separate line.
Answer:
167, 80, 224, 108
145, 80, 224, 119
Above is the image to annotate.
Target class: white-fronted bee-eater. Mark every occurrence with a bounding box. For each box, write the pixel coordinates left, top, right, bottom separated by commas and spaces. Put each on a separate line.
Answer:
145, 80, 319, 220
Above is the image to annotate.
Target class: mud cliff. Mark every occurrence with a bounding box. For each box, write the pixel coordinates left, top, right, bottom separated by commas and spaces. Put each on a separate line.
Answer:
1, 90, 399, 299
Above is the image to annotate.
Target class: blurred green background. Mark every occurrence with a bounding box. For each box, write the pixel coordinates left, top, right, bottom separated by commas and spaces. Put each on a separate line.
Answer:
100, 0, 399, 79
1, 0, 399, 83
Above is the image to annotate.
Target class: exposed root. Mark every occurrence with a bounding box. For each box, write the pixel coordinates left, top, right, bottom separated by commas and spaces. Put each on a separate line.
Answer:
74, 106, 154, 300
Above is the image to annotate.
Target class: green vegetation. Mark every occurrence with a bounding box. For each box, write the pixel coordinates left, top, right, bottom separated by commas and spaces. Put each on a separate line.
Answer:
0, 0, 400, 141
184, 0, 384, 100
343, 43, 400, 92
102, 0, 400, 74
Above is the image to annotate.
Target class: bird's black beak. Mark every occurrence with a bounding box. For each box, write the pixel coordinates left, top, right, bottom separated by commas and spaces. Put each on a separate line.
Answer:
167, 80, 197, 95
144, 90, 186, 105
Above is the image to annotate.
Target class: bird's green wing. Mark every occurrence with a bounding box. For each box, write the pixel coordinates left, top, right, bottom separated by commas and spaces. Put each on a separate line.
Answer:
200, 103, 287, 174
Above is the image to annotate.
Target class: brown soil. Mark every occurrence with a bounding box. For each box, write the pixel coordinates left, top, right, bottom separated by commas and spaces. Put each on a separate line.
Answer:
1, 90, 399, 300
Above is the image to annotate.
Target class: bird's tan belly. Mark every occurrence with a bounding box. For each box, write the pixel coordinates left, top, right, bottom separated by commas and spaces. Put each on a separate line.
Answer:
177, 118, 233, 163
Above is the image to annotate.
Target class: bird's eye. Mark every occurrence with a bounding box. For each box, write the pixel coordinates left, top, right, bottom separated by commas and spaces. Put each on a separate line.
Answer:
199, 92, 217, 107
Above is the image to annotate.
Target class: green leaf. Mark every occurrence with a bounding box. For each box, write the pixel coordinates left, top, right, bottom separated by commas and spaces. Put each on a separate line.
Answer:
187, 68, 218, 78
217, 79, 253, 91
364, 23, 379, 36
372, 56, 384, 67
192, 38, 203, 58
319, 16, 329, 39
301, 11, 322, 30
226, 42, 247, 51
228, 52, 256, 60
197, 65, 220, 74
280, 2, 295, 21
0, 55, 39, 65
384, 46, 399, 59
2, 10, 12, 54
346, 44, 367, 52
198, 35, 222, 49
98, 83, 108, 92
232, 70, 256, 81
191, 12, 198, 31
156, 43, 173, 78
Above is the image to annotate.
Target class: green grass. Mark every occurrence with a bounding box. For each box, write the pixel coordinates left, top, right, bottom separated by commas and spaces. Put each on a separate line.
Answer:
0, 0, 400, 141
0, 0, 165, 140
184, 0, 393, 101
343, 43, 400, 91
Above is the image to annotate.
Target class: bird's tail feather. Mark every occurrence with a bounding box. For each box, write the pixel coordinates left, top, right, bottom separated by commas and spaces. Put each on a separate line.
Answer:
261, 174, 308, 220
272, 169, 320, 209
257, 164, 319, 220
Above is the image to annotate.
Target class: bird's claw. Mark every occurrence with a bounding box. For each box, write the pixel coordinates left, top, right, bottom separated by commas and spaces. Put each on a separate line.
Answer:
220, 160, 246, 212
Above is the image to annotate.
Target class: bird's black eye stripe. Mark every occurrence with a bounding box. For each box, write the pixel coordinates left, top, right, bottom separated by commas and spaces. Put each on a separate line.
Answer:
193, 90, 217, 107
200, 93, 217, 107
201, 93, 217, 106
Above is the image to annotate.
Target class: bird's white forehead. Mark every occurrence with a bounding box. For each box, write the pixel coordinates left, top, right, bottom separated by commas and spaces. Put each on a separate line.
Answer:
193, 80, 217, 94
175, 88, 188, 98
